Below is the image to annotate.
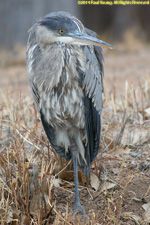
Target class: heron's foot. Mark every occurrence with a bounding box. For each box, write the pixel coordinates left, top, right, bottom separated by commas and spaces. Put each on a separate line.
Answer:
72, 202, 89, 219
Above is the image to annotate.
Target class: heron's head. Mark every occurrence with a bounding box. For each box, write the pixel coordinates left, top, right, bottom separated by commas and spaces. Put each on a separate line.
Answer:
35, 11, 114, 49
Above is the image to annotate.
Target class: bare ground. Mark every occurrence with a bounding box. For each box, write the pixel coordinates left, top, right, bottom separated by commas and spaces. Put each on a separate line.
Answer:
0, 41, 150, 224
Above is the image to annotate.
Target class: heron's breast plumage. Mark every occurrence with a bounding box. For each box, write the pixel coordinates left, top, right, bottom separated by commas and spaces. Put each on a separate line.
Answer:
35, 44, 86, 130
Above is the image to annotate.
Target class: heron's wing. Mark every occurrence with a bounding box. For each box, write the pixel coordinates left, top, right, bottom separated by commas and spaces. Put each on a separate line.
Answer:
85, 27, 104, 76
79, 33, 104, 174
82, 46, 104, 113
82, 93, 101, 176
83, 27, 104, 113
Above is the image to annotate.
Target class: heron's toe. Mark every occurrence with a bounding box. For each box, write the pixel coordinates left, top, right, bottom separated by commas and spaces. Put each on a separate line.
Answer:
72, 202, 89, 219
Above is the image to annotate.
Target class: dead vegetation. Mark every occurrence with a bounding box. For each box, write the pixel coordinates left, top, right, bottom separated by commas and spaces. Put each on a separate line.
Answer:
0, 74, 150, 224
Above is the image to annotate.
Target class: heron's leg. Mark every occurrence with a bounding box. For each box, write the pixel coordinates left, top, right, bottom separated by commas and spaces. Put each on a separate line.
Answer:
72, 148, 88, 218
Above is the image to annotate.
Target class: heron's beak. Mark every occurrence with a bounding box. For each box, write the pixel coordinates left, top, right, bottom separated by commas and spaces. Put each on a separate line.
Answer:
67, 30, 114, 49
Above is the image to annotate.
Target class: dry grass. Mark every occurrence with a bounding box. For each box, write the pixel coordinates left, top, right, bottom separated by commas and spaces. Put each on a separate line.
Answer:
0, 74, 150, 224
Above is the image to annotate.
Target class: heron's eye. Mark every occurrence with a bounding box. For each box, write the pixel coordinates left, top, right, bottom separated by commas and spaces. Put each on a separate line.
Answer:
59, 30, 65, 35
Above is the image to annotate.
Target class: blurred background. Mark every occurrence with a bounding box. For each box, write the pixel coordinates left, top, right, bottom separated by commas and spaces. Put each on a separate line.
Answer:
0, 0, 150, 103
1, 1, 150, 48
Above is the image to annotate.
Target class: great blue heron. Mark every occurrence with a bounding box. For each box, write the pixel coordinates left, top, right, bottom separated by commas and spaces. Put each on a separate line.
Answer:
26, 11, 113, 217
